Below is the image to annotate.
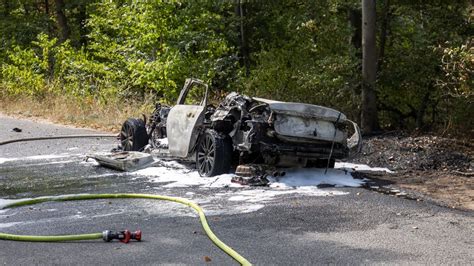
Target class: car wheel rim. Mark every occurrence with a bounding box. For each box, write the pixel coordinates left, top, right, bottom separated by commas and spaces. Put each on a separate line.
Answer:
120, 124, 133, 150
197, 134, 215, 176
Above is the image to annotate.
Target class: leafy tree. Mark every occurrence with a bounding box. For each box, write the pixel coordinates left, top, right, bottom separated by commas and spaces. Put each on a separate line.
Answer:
376, 0, 472, 130
240, 0, 360, 117
0, 0, 472, 135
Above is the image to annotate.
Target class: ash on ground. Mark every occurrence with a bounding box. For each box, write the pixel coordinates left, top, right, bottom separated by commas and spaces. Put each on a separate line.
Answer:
349, 133, 473, 210
352, 133, 473, 172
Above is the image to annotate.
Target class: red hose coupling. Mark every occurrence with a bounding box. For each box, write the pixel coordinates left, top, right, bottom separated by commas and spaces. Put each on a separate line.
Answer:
102, 230, 142, 243
120, 230, 142, 243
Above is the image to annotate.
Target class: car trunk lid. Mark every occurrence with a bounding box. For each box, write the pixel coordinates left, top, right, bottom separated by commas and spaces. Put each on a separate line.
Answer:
253, 97, 347, 143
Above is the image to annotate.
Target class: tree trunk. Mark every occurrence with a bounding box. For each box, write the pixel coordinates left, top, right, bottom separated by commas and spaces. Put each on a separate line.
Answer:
349, 9, 362, 51
361, 0, 378, 133
44, 0, 50, 16
54, 0, 70, 42
23, 3, 30, 16
78, 2, 87, 47
378, 0, 390, 72
3, 0, 9, 17
44, 0, 53, 36
43, 0, 55, 79
348, 8, 362, 123
236, 0, 250, 76
416, 92, 430, 130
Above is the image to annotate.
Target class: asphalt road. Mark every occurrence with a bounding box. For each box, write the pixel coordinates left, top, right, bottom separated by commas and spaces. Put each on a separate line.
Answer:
0, 114, 472, 265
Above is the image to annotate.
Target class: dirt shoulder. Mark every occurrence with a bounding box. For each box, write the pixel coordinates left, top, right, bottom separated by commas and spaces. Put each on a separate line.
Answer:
350, 133, 473, 211
0, 95, 151, 133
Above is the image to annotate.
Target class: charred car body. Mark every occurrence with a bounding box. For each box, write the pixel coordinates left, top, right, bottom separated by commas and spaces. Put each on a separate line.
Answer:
119, 78, 362, 177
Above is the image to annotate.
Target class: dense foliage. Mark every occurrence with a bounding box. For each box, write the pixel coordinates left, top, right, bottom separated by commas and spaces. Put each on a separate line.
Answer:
0, 0, 472, 134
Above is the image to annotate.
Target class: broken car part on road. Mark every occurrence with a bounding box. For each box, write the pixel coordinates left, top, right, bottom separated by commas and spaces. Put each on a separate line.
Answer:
0, 193, 252, 266
86, 151, 155, 171
119, 78, 362, 178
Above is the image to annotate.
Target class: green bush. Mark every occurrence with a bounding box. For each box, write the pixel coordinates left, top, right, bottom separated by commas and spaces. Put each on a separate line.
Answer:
1, 45, 45, 96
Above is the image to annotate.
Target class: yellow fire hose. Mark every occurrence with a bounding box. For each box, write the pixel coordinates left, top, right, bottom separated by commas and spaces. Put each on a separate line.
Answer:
0, 193, 252, 265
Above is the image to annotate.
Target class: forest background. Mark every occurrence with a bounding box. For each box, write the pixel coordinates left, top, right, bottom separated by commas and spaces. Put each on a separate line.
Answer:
0, 0, 472, 135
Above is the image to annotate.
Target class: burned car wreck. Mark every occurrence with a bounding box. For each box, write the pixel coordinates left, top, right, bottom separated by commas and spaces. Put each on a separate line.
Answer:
119, 78, 362, 178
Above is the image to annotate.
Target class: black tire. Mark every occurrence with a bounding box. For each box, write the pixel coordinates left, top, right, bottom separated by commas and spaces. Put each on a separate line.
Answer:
196, 129, 232, 177
120, 118, 148, 151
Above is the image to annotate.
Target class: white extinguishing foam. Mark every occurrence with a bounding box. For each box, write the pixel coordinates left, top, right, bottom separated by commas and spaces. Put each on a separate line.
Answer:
0, 221, 24, 229
0, 159, 393, 219
268, 168, 364, 188
0, 154, 74, 164
13, 160, 77, 168
0, 198, 20, 210
130, 159, 381, 216
199, 187, 349, 215
132, 160, 243, 188
0, 198, 29, 217
131, 159, 399, 214
133, 159, 381, 189
225, 187, 348, 203
0, 158, 11, 164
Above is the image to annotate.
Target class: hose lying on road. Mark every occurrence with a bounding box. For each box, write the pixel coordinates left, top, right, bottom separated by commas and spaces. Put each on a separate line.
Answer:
0, 193, 251, 266
0, 134, 117, 146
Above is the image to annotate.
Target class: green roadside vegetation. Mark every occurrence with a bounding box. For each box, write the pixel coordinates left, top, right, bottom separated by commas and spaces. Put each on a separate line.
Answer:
0, 1, 472, 135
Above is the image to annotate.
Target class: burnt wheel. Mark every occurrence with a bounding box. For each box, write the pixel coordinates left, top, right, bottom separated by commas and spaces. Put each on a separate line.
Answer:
196, 129, 232, 177
120, 118, 148, 151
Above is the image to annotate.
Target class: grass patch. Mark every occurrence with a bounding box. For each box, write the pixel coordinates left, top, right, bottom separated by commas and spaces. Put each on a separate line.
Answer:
0, 93, 156, 132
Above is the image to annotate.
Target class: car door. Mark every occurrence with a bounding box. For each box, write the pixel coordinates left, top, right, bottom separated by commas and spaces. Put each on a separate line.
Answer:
166, 79, 208, 158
